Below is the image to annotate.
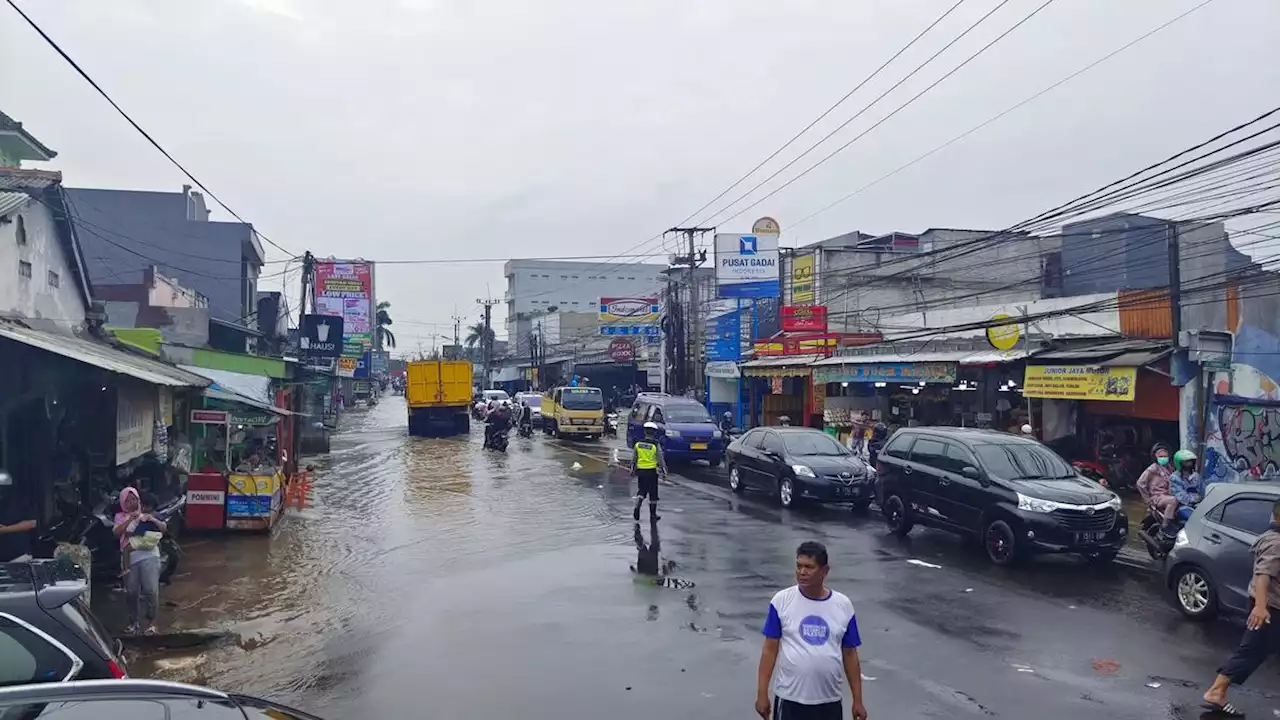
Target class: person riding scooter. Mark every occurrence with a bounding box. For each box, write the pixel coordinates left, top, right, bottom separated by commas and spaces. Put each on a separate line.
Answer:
1137, 443, 1176, 528
867, 423, 890, 467
1169, 450, 1205, 524
486, 401, 512, 447
720, 411, 734, 436
517, 401, 534, 436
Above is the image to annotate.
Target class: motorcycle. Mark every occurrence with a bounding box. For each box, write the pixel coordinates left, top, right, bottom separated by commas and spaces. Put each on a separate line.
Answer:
605, 413, 619, 438
1138, 504, 1179, 561
517, 423, 534, 439
484, 425, 509, 452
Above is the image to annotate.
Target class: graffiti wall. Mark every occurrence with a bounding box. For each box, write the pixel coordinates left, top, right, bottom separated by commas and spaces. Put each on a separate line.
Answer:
1201, 324, 1280, 483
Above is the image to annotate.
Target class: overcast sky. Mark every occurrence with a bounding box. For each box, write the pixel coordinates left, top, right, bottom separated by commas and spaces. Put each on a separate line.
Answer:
3, 0, 1278, 350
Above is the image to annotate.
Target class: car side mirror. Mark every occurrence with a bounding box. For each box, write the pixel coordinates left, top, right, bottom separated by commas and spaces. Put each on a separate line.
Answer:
961, 466, 982, 480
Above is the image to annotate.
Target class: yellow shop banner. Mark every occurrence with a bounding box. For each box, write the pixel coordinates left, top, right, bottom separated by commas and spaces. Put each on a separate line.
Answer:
1023, 365, 1136, 402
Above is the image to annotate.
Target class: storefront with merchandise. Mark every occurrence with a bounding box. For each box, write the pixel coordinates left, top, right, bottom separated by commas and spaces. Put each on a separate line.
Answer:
1023, 341, 1176, 483
741, 355, 821, 428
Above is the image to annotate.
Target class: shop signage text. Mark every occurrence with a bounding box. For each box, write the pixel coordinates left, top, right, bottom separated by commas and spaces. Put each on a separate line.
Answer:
300, 314, 344, 360
986, 313, 1021, 351
705, 361, 740, 379
337, 357, 358, 378
715, 233, 780, 299
186, 490, 225, 506
754, 334, 839, 357
1023, 365, 1136, 402
815, 362, 957, 385
116, 384, 156, 465
314, 260, 374, 359
609, 338, 636, 362
706, 310, 742, 361
791, 254, 815, 305
599, 297, 660, 336
190, 409, 230, 424
781, 305, 828, 333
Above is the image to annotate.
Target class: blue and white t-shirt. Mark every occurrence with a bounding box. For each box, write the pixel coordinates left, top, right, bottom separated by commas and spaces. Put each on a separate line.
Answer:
761, 585, 861, 705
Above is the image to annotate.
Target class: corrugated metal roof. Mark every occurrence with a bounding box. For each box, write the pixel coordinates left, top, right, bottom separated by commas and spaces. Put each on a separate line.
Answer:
813, 349, 1026, 366
0, 321, 209, 387
0, 192, 28, 217
1034, 339, 1168, 361
741, 354, 822, 368
179, 366, 272, 405
1099, 349, 1171, 367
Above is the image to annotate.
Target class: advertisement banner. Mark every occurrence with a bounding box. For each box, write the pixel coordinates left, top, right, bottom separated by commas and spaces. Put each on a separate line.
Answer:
116, 383, 156, 464
300, 314, 344, 360
753, 334, 839, 357
337, 357, 358, 378
706, 310, 742, 361
315, 260, 374, 358
715, 233, 779, 299
814, 362, 957, 385
609, 338, 636, 363
599, 297, 661, 336
781, 305, 828, 333
791, 254, 815, 305
1022, 365, 1137, 401
354, 351, 372, 379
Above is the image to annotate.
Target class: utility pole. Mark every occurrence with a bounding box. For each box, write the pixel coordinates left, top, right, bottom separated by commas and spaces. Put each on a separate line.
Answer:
450, 312, 462, 361
666, 227, 713, 396
476, 297, 499, 389
297, 251, 314, 317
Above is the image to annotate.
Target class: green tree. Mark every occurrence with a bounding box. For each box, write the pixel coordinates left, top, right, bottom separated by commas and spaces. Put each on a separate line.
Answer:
464, 321, 494, 349
376, 300, 396, 349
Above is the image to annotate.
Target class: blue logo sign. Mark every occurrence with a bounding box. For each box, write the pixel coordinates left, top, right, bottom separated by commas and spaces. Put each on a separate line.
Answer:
739, 236, 758, 255
798, 615, 830, 646
705, 311, 741, 361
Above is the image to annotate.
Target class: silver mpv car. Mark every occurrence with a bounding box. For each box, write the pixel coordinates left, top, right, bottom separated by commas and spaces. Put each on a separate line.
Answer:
1164, 482, 1280, 620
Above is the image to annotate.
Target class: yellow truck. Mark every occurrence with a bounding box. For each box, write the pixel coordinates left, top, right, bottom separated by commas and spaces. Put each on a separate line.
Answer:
542, 386, 605, 440
405, 360, 473, 436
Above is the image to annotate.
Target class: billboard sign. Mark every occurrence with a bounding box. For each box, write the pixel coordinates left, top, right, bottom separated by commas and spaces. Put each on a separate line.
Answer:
1023, 366, 1136, 401
715, 234, 779, 299
609, 338, 636, 363
300, 314, 343, 360
781, 305, 828, 333
599, 296, 661, 336
705, 310, 742, 361
315, 260, 374, 358
791, 253, 816, 305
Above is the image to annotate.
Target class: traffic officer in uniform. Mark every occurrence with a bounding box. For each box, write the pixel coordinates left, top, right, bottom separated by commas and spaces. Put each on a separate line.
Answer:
631, 421, 668, 522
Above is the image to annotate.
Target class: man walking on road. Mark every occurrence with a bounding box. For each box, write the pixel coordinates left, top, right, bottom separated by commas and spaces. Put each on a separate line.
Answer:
756, 541, 867, 720
631, 421, 666, 522
1202, 499, 1280, 716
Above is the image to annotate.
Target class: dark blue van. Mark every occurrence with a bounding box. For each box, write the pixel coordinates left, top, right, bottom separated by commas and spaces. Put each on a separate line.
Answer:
626, 393, 725, 466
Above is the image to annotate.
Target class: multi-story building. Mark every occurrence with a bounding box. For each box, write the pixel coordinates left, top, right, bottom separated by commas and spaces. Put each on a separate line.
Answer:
503, 259, 667, 356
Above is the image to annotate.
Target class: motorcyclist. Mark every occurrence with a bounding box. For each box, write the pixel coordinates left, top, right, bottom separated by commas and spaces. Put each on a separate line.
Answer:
486, 400, 512, 446
518, 401, 534, 435
777, 415, 792, 427
1169, 450, 1205, 523
867, 423, 890, 467
1137, 443, 1177, 527
720, 411, 734, 436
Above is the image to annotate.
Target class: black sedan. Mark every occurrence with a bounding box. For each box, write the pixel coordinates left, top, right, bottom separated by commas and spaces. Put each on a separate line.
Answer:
726, 427, 874, 509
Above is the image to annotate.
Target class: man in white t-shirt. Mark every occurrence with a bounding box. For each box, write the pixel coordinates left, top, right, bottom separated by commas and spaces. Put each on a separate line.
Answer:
756, 541, 866, 720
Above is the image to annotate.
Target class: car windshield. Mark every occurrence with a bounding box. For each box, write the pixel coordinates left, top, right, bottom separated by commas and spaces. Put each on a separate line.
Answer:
784, 432, 849, 456
519, 396, 541, 408
664, 404, 712, 423
974, 443, 1075, 480
561, 388, 603, 410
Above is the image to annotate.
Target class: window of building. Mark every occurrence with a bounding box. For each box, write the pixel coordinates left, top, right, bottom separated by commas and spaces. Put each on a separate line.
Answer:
47, 270, 59, 288
14, 215, 26, 246
18, 261, 32, 279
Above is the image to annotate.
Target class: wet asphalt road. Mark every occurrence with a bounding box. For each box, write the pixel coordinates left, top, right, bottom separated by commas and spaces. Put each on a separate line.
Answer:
136, 398, 1280, 719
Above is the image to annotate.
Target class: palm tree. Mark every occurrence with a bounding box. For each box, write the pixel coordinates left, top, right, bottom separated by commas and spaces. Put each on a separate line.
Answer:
464, 321, 494, 349
376, 300, 396, 349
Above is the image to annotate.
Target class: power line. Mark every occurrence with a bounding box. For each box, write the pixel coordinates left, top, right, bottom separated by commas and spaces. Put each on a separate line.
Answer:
3, 0, 295, 258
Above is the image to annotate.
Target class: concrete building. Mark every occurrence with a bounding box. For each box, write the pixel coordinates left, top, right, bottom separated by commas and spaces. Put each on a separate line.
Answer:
63, 184, 265, 350
503, 259, 667, 356
783, 228, 1055, 334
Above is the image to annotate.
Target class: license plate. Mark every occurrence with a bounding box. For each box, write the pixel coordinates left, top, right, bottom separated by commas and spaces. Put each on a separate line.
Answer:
690, 443, 707, 450
1075, 531, 1106, 543
835, 486, 861, 497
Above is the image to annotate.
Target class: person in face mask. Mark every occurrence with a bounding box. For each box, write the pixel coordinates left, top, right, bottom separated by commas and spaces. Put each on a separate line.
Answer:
1137, 443, 1178, 528
0, 470, 38, 562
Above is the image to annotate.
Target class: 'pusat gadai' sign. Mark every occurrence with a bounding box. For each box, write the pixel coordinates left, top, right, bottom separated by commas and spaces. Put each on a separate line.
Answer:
715, 233, 779, 299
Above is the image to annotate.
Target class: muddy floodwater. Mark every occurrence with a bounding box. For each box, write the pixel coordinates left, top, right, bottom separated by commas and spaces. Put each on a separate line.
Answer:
128, 398, 1280, 720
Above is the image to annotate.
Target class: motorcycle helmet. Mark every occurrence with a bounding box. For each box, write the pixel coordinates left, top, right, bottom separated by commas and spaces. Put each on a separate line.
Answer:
643, 421, 660, 436
1173, 449, 1197, 471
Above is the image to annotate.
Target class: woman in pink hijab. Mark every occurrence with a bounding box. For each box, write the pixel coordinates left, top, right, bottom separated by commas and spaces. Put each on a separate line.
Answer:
112, 487, 165, 635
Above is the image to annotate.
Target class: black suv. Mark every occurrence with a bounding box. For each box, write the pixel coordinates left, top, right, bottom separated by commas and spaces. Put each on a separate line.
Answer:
876, 428, 1127, 565
0, 560, 127, 686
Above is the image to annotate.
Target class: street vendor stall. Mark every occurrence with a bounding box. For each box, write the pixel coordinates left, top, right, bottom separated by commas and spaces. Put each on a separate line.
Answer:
185, 389, 292, 532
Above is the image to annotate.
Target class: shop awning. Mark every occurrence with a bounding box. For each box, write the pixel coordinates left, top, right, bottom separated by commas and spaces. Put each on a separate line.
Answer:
812, 349, 1026, 366
1031, 339, 1170, 366
179, 365, 297, 417
0, 321, 209, 388
741, 354, 821, 377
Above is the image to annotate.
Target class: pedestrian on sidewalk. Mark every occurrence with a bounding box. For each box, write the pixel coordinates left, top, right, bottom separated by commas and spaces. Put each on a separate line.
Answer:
756, 541, 867, 720
631, 421, 667, 522
1202, 498, 1280, 716
113, 489, 167, 636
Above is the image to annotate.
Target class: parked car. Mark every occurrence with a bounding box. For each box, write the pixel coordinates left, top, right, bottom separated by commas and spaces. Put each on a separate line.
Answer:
626, 393, 725, 465
727, 427, 874, 509
1164, 482, 1280, 621
0, 679, 325, 718
480, 389, 510, 405
876, 427, 1127, 566
0, 560, 127, 687
514, 392, 545, 428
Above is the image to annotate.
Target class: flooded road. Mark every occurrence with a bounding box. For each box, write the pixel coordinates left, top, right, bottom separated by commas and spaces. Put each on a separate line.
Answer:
135, 398, 1280, 719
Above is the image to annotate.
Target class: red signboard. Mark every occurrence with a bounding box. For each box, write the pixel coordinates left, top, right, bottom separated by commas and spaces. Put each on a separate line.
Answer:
781, 305, 828, 333
609, 338, 636, 363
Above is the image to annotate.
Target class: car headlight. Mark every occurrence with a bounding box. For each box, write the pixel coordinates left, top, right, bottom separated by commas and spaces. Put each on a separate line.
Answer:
791, 465, 816, 478
1016, 492, 1060, 513
713, 430, 723, 439
1174, 528, 1189, 548
665, 429, 681, 438
1105, 495, 1121, 511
